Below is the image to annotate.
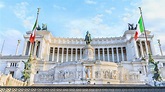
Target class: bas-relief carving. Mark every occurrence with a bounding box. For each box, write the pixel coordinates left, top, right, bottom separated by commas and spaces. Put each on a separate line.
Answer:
95, 71, 101, 78
129, 74, 139, 81
95, 69, 117, 79
35, 73, 54, 83
105, 71, 109, 79
57, 70, 75, 81
124, 74, 128, 81
112, 70, 118, 80
77, 71, 82, 79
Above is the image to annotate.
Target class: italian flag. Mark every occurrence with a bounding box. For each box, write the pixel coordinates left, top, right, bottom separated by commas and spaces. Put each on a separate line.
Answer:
134, 16, 144, 40
29, 19, 37, 43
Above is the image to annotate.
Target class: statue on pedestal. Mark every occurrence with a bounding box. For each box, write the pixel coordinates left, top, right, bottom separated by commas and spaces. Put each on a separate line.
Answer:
83, 31, 94, 61
85, 67, 91, 78
84, 31, 92, 45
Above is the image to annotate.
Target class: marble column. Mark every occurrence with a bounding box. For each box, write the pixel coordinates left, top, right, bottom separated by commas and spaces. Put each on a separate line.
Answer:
46, 42, 49, 61
33, 41, 38, 56
61, 48, 64, 62
121, 47, 124, 61
140, 41, 144, 57
133, 39, 139, 58
98, 48, 100, 60
48, 47, 51, 61
57, 47, 59, 62
103, 48, 105, 61
76, 48, 77, 61
66, 48, 68, 62
116, 47, 119, 62
144, 41, 149, 56
28, 43, 32, 55
71, 48, 73, 61
94, 48, 95, 60
112, 48, 114, 62
80, 48, 82, 59
107, 48, 110, 61
52, 47, 55, 61
38, 40, 43, 58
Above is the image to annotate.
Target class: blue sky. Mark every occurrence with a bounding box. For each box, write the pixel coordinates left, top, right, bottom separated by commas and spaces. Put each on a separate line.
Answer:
0, 0, 165, 55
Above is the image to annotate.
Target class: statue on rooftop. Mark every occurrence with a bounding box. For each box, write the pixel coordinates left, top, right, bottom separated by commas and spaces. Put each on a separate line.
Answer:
36, 24, 41, 30
42, 23, 47, 30
128, 23, 137, 30
84, 31, 92, 45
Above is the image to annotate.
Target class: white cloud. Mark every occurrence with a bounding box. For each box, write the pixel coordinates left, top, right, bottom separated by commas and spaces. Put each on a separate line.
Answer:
140, 0, 165, 55
85, 0, 97, 4
13, 2, 34, 30
92, 14, 103, 24
65, 14, 125, 38
53, 5, 66, 10
105, 9, 112, 15
105, 7, 115, 15
0, 1, 5, 9
142, 0, 165, 20
0, 29, 24, 55
13, 2, 28, 19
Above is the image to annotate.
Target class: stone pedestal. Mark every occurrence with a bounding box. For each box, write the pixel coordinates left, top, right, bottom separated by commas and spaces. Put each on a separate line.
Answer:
83, 44, 94, 61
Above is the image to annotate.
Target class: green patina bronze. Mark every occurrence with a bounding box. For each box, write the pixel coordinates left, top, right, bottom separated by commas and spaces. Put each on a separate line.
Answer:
42, 23, 47, 30
84, 31, 92, 45
21, 54, 32, 83
148, 53, 162, 86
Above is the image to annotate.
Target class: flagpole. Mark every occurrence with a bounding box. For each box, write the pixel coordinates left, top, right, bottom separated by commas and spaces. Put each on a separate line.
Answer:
0, 40, 5, 54
30, 8, 40, 56
139, 7, 149, 54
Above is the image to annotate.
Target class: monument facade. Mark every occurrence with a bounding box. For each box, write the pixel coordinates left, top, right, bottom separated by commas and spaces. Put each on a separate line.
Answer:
0, 26, 165, 85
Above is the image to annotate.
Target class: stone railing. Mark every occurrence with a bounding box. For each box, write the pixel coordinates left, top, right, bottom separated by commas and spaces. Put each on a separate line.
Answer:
0, 74, 26, 86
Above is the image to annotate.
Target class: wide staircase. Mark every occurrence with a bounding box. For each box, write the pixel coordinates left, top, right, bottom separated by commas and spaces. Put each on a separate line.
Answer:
0, 84, 164, 92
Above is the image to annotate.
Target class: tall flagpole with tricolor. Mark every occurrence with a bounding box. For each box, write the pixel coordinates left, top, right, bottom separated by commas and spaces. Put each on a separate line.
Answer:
134, 7, 149, 76
22, 8, 40, 85
134, 7, 149, 54
29, 8, 40, 55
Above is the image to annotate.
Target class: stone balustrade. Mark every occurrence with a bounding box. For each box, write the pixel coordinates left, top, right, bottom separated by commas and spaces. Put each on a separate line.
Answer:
0, 74, 26, 86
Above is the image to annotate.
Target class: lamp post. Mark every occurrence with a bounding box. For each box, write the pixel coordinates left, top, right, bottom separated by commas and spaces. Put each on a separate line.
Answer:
157, 39, 163, 56
15, 40, 21, 55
